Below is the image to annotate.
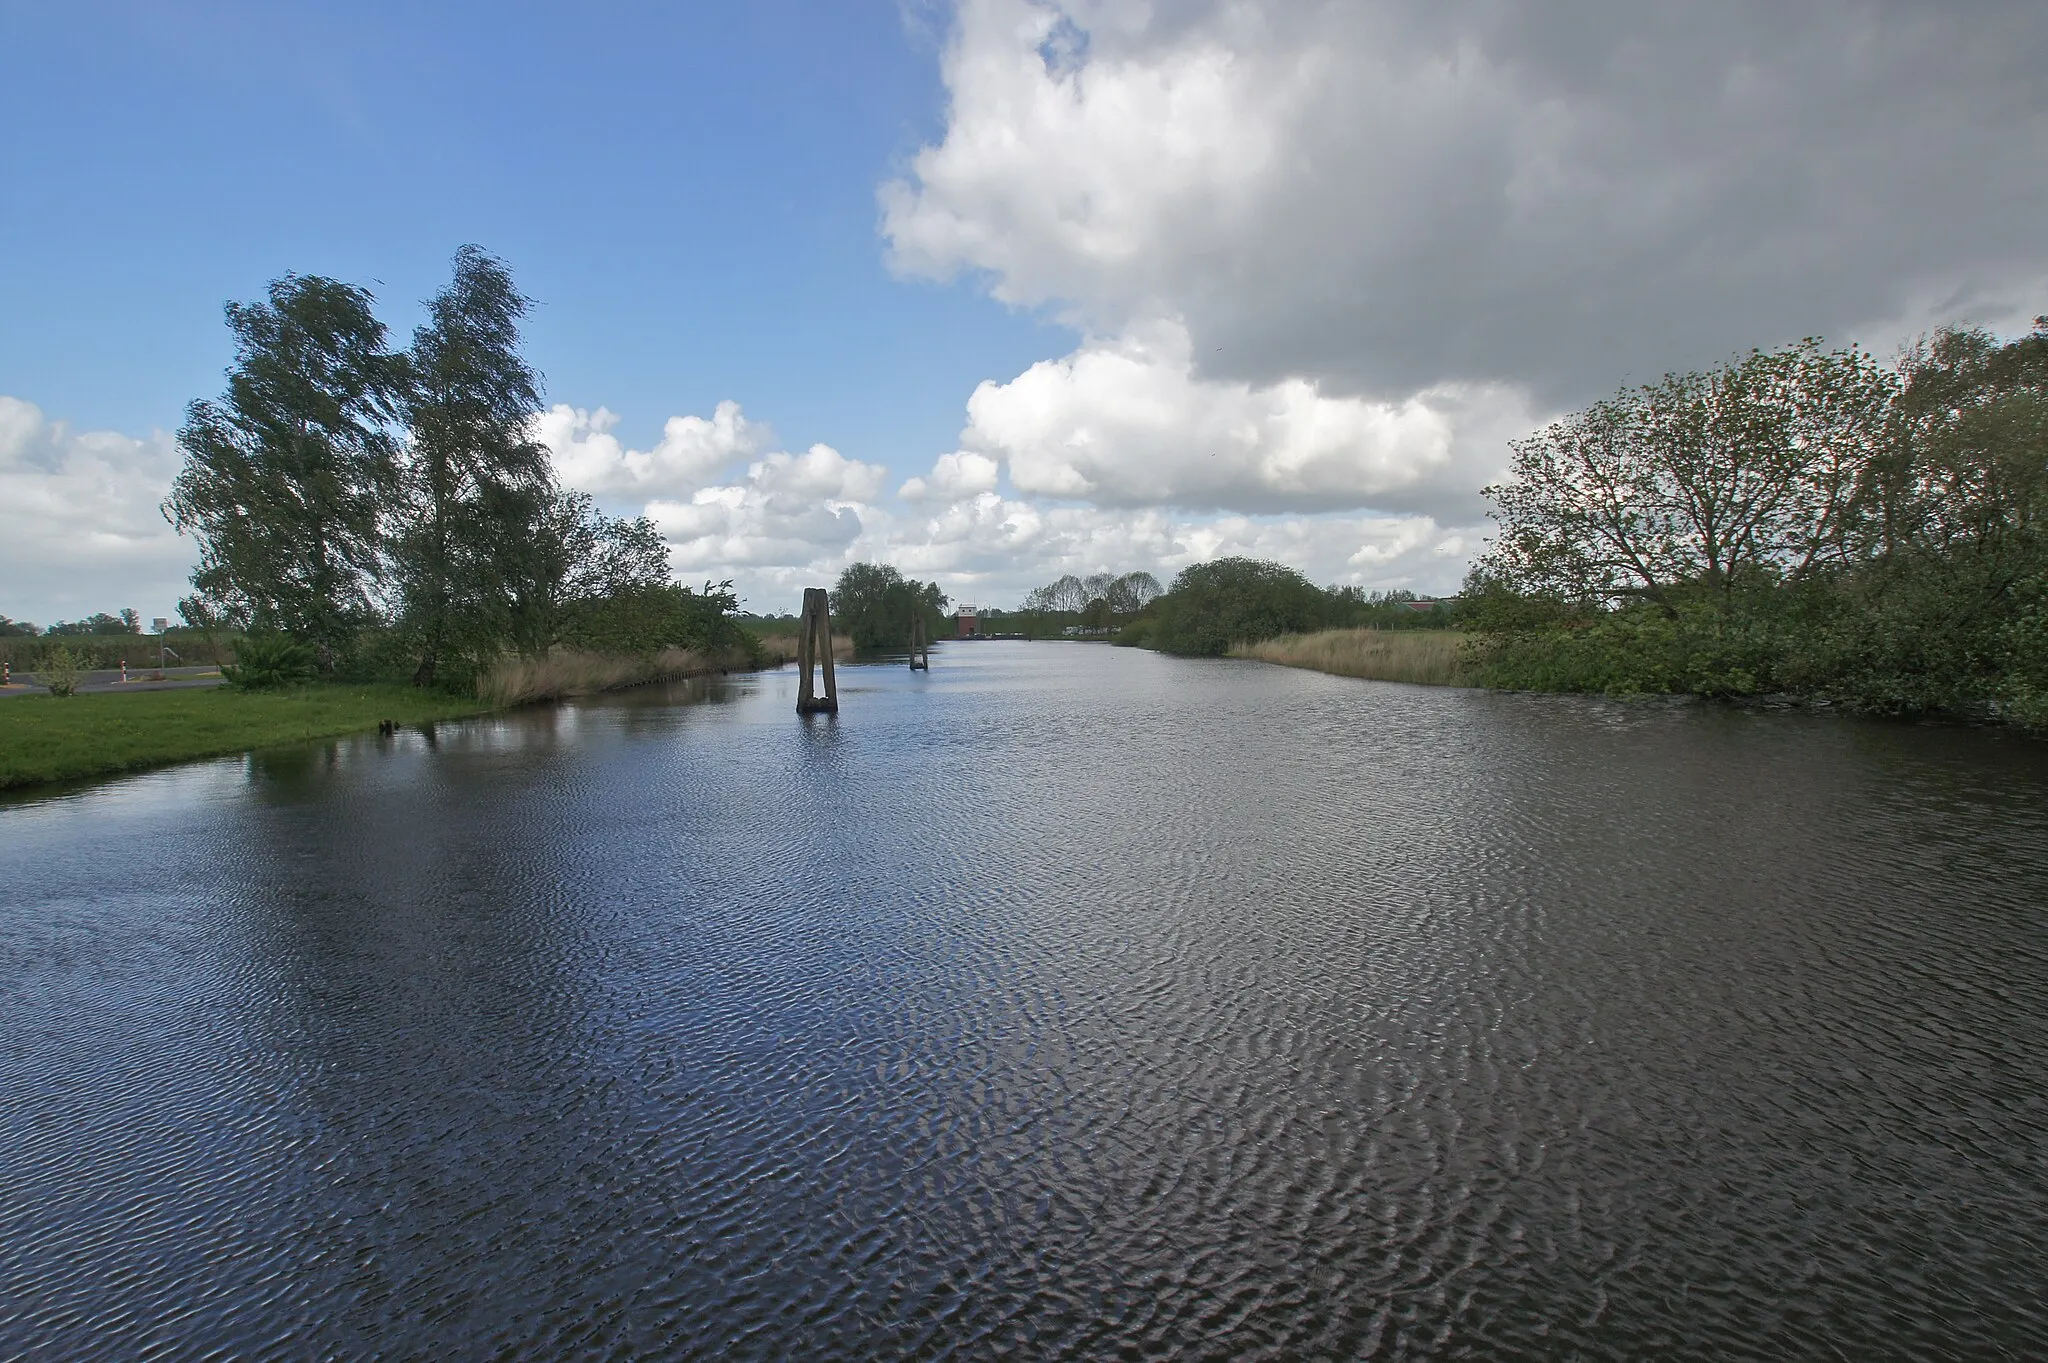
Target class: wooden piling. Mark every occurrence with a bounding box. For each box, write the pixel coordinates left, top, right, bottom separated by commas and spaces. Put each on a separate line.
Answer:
909, 609, 930, 671
796, 586, 838, 714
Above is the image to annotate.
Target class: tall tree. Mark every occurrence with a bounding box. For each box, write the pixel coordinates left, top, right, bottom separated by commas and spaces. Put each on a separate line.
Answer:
1476, 339, 1895, 611
395, 246, 552, 686
1105, 571, 1163, 614
164, 275, 401, 669
832, 562, 948, 649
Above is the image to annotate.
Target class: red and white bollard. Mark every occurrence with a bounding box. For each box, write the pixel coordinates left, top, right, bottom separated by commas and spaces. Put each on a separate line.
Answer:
120, 660, 128, 684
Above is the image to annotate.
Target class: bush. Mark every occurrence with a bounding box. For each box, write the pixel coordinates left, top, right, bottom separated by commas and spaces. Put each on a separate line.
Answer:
36, 645, 83, 697
1464, 585, 1797, 697
223, 635, 318, 690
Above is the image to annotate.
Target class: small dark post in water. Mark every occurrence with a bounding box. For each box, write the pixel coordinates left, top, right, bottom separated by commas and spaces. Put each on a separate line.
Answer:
796, 586, 838, 714
909, 609, 930, 671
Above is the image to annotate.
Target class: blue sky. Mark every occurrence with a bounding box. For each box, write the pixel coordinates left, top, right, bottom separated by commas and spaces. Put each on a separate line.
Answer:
4, 0, 2045, 624
1, 0, 1062, 460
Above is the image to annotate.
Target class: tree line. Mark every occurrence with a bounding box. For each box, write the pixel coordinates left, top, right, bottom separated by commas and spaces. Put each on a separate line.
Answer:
1464, 322, 2048, 725
1115, 561, 1453, 654
0, 610, 143, 638
163, 247, 745, 690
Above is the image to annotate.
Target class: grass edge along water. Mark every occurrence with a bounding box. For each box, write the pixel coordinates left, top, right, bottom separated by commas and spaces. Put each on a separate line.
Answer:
0, 684, 492, 791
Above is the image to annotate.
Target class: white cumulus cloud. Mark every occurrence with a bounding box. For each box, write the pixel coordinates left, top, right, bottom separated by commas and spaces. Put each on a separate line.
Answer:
535, 399, 765, 500
0, 396, 194, 624
647, 442, 889, 576
943, 319, 1537, 518
899, 450, 1001, 502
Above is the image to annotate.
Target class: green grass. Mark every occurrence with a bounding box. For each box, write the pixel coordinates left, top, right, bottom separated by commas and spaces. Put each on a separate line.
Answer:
0, 684, 492, 791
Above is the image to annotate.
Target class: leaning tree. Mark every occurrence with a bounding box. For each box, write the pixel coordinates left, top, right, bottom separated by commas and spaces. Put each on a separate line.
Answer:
165, 274, 403, 670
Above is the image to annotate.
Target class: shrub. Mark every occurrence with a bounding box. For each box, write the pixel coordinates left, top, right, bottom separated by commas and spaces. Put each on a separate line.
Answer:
223, 635, 317, 690
37, 645, 83, 697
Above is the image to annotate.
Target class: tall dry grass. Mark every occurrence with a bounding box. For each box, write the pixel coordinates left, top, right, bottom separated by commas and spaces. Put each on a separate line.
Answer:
754, 633, 854, 666
478, 646, 753, 706
1234, 628, 1472, 687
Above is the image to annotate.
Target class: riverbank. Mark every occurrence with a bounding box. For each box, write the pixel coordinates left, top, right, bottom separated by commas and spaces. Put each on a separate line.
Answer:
0, 684, 493, 791
1, 642, 845, 792
1233, 628, 1470, 686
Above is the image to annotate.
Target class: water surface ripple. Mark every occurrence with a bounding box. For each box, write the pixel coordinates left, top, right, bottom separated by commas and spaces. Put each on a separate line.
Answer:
3, 645, 2046, 1359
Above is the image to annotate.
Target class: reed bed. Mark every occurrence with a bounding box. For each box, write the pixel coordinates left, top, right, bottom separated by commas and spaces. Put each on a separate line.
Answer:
477, 646, 753, 707
753, 633, 854, 666
1234, 628, 1472, 687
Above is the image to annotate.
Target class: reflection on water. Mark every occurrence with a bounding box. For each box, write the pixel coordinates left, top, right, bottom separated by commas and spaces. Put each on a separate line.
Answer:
3, 646, 2046, 1359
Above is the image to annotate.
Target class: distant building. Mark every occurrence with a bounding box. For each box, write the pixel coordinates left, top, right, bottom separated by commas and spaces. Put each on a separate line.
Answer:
957, 606, 980, 638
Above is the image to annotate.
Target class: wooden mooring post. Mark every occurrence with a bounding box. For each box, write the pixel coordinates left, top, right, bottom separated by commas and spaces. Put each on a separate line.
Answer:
796, 586, 838, 714
909, 609, 930, 671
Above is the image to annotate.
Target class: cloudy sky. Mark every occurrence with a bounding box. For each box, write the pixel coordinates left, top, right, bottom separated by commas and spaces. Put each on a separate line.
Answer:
5, 0, 2045, 624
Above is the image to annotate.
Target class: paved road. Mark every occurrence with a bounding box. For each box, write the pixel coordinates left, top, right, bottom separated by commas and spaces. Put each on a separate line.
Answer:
0, 666, 226, 698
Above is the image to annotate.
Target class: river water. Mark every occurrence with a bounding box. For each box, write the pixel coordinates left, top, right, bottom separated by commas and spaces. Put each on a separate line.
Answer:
3, 644, 2045, 1359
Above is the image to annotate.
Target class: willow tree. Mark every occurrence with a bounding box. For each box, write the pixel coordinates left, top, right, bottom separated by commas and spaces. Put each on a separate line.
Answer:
165, 275, 401, 670
832, 562, 949, 649
394, 246, 552, 686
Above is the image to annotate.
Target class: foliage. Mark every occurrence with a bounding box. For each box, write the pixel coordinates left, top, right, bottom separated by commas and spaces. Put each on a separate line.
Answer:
557, 580, 755, 661
498, 491, 682, 661
0, 616, 36, 637
43, 611, 141, 636
1111, 617, 1157, 648
1478, 339, 1895, 611
0, 684, 489, 791
831, 563, 949, 650
392, 246, 554, 687
1150, 557, 1339, 655
159, 250, 762, 696
732, 613, 801, 640
165, 274, 403, 672
1022, 571, 1163, 615
1320, 588, 1458, 630
1011, 570, 1166, 639
1465, 584, 1797, 696
1470, 322, 2048, 725
0, 631, 234, 672
36, 645, 83, 697
222, 634, 319, 690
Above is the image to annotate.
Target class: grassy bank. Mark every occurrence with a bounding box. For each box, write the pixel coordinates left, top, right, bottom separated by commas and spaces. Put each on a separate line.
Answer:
0, 684, 492, 791
1234, 628, 1471, 687
3, 639, 823, 792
